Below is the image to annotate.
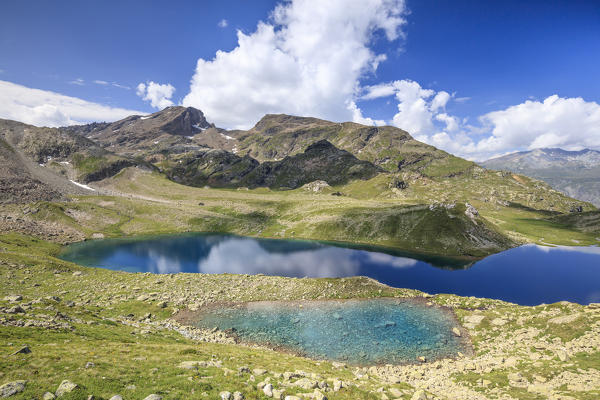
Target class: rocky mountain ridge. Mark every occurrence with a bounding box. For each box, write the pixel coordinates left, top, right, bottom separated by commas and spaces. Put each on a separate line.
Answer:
481, 148, 600, 206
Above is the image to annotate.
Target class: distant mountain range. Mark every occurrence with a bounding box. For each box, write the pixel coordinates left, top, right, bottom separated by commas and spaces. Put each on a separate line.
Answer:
481, 148, 600, 206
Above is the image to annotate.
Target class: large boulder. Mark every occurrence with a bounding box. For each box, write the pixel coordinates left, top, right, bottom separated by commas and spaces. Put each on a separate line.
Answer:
55, 380, 78, 397
0, 381, 26, 398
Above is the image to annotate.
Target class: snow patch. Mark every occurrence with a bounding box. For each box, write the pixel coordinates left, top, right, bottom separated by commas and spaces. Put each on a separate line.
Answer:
140, 115, 152, 120
220, 133, 235, 140
186, 136, 194, 139
193, 124, 206, 131
70, 180, 95, 191
59, 161, 70, 165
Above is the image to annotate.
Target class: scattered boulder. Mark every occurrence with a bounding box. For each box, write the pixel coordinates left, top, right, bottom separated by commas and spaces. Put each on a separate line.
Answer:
3, 295, 22, 302
549, 313, 580, 324
452, 327, 461, 337
219, 392, 232, 400
109, 396, 123, 400
0, 380, 26, 398
55, 380, 78, 397
411, 389, 428, 400
463, 314, 485, 327
233, 392, 245, 400
263, 383, 273, 397
253, 368, 267, 376
11, 346, 31, 355
465, 203, 479, 219
293, 378, 318, 390
85, 362, 95, 369
6, 306, 25, 314
142, 395, 162, 400
42, 392, 56, 400
302, 180, 330, 193
570, 205, 583, 213
556, 350, 569, 362
333, 379, 344, 391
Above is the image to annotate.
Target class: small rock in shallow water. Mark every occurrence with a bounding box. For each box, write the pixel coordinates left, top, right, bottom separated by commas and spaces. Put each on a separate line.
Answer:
0, 380, 26, 397
452, 327, 461, 337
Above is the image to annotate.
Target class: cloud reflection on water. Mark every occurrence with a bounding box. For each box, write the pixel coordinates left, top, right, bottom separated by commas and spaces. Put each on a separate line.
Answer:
137, 236, 420, 275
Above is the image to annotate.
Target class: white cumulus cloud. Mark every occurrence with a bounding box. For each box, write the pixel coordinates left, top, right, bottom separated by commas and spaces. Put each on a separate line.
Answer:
218, 19, 228, 28
409, 93, 600, 161
183, 0, 407, 129
479, 95, 600, 153
136, 81, 175, 109
0, 80, 144, 127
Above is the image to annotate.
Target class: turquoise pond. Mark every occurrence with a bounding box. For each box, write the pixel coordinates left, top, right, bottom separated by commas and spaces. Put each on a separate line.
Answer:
193, 298, 468, 365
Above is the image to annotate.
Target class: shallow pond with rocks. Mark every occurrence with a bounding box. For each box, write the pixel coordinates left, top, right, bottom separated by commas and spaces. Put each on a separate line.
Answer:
189, 298, 470, 365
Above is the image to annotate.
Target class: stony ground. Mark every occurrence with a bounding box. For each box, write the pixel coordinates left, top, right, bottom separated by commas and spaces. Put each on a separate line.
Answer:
0, 233, 599, 400
1, 169, 599, 399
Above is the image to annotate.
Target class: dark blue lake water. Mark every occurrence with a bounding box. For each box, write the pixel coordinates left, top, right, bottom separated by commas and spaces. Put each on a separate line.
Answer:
60, 233, 600, 305
195, 298, 468, 365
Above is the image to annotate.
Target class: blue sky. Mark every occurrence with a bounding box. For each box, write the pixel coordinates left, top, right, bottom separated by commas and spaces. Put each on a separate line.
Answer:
1, 0, 599, 160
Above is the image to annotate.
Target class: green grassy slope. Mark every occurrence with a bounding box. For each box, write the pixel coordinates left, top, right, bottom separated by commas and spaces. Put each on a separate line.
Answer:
1, 233, 599, 400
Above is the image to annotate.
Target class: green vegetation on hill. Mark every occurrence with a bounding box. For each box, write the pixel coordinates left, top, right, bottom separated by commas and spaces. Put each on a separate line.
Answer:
164, 140, 382, 190
237, 115, 475, 178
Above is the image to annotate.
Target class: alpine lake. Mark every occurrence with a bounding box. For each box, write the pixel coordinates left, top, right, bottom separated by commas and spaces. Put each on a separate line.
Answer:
60, 233, 600, 364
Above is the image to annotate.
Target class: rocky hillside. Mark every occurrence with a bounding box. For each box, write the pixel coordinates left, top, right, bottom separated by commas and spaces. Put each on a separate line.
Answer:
0, 137, 64, 203
165, 139, 382, 189
481, 148, 600, 206
234, 114, 474, 178
69, 108, 474, 183
69, 106, 217, 158
0, 118, 144, 201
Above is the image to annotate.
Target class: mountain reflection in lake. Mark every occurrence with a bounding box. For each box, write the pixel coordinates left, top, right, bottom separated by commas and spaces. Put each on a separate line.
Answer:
60, 233, 600, 305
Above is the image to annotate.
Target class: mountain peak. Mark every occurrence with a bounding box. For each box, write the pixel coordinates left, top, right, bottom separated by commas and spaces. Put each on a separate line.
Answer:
252, 114, 334, 135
